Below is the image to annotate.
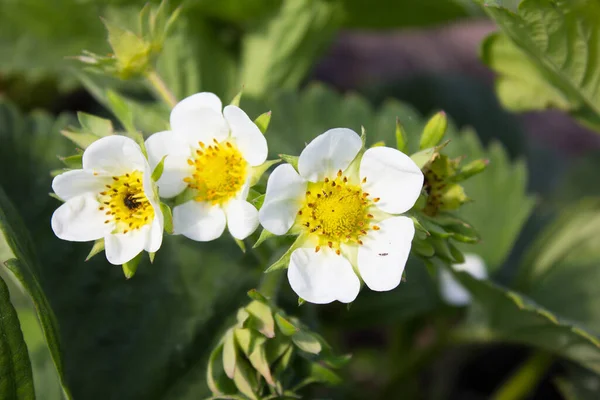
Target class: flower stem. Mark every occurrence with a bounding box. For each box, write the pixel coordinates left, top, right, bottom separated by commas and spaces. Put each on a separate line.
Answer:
492, 351, 554, 400
258, 269, 284, 301
146, 69, 177, 108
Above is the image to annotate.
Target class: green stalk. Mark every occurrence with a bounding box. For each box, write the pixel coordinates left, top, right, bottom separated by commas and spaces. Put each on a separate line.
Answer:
258, 268, 284, 301
146, 69, 177, 108
492, 351, 554, 400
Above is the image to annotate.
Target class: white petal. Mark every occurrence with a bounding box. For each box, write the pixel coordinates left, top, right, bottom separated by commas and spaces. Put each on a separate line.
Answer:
51, 194, 108, 242
357, 216, 415, 292
52, 170, 110, 201
82, 135, 146, 175
439, 254, 488, 306
170, 92, 223, 120
226, 200, 259, 240
145, 215, 164, 253
298, 128, 362, 182
105, 229, 147, 265
223, 105, 267, 166
288, 247, 360, 304
145, 130, 193, 198
170, 96, 228, 146
173, 201, 226, 241
258, 164, 306, 235
360, 147, 424, 214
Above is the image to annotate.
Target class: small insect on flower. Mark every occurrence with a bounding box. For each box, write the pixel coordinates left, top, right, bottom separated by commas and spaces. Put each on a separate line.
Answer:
144, 92, 268, 241
259, 128, 424, 304
51, 136, 164, 265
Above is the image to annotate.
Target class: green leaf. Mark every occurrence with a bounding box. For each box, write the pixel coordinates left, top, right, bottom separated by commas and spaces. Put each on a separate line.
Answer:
516, 200, 600, 335
76, 112, 113, 137
479, 0, 600, 131
253, 229, 275, 249
0, 186, 72, 400
307, 362, 341, 386
454, 271, 600, 374
240, 0, 343, 96
444, 128, 536, 271
278, 155, 299, 172
105, 90, 136, 134
0, 275, 35, 400
419, 111, 447, 149
102, 19, 150, 78
60, 130, 99, 149
58, 154, 83, 169
254, 111, 272, 134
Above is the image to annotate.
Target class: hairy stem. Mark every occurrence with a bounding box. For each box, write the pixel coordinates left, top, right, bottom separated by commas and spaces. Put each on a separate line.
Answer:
146, 69, 177, 108
492, 351, 554, 400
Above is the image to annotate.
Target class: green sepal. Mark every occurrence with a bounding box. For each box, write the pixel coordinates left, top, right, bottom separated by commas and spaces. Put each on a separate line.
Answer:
370, 140, 385, 148
298, 297, 305, 306
264, 234, 306, 273
419, 218, 450, 238
412, 237, 435, 258
247, 289, 270, 304
233, 355, 259, 400
395, 117, 408, 153
254, 111, 272, 134
159, 202, 173, 234
148, 251, 156, 264
360, 126, 367, 147
222, 329, 237, 379
85, 239, 105, 261
279, 154, 299, 172
448, 242, 465, 264
274, 313, 299, 336
59, 154, 83, 169
77, 112, 113, 137
249, 194, 265, 210
173, 187, 197, 206
253, 228, 275, 248
250, 159, 280, 187
122, 252, 143, 279
245, 301, 275, 338
234, 238, 246, 253
234, 328, 274, 386
49, 192, 64, 202
420, 111, 447, 150
291, 331, 322, 355
451, 159, 489, 182
151, 155, 168, 182
230, 89, 243, 107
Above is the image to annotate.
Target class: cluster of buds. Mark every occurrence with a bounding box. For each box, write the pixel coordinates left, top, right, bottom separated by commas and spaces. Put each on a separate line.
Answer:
74, 1, 181, 79
394, 111, 488, 265
207, 291, 350, 399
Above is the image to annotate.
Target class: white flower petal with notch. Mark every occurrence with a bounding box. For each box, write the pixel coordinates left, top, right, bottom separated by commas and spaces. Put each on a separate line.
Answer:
82, 135, 146, 176
223, 105, 268, 166
173, 201, 227, 242
145, 130, 193, 198
226, 199, 259, 240
288, 247, 360, 304
297, 128, 362, 182
360, 146, 424, 214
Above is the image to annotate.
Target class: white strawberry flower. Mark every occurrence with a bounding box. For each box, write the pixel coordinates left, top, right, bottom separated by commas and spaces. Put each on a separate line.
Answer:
144, 93, 267, 241
439, 253, 487, 306
51, 136, 164, 265
259, 128, 424, 304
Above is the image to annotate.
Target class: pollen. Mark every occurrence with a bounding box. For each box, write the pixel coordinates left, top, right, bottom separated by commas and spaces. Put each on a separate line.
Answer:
184, 140, 248, 205
97, 170, 154, 233
298, 173, 375, 253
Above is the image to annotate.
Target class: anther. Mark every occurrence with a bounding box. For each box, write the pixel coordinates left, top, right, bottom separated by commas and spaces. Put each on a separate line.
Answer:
373, 197, 380, 203
362, 177, 367, 183
112, 176, 119, 181
104, 220, 110, 224
226, 142, 232, 148
336, 249, 341, 255
315, 246, 321, 253
337, 170, 342, 177
367, 214, 374, 218
324, 178, 329, 183
362, 192, 369, 197
343, 177, 348, 183
306, 191, 311, 195
373, 225, 380, 230
331, 181, 336, 187
328, 241, 333, 248
358, 240, 363, 245
199, 141, 205, 148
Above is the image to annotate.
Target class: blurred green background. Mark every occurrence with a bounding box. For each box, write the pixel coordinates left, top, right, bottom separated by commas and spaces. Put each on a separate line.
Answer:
1, 0, 600, 399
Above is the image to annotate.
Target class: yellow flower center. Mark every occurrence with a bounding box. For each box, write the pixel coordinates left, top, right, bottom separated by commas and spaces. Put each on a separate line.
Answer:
298, 170, 380, 254
184, 139, 248, 205
98, 170, 155, 234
